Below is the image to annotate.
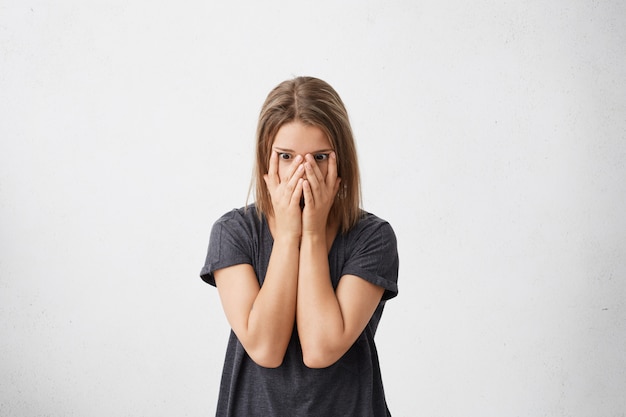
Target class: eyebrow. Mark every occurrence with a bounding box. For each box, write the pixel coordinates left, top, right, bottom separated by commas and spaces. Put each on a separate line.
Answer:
273, 147, 334, 154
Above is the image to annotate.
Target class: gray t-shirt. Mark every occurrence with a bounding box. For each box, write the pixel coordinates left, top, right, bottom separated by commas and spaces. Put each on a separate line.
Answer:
200, 205, 399, 417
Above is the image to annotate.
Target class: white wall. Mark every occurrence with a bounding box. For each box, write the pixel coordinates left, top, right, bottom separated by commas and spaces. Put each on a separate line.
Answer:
1, 1, 625, 416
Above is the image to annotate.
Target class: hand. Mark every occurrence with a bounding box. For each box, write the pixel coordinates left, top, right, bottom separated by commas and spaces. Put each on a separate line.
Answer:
263, 151, 305, 240
301, 152, 341, 234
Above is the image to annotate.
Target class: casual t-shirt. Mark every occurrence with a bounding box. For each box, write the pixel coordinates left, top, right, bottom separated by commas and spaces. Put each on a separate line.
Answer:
200, 205, 399, 417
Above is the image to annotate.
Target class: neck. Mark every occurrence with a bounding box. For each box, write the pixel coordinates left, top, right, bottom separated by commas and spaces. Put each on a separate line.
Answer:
266, 214, 340, 253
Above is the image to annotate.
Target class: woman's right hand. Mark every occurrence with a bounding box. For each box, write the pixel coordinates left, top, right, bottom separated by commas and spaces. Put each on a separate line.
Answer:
263, 151, 305, 240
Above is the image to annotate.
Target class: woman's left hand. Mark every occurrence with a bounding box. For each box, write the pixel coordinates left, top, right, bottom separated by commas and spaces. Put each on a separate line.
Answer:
301, 152, 341, 235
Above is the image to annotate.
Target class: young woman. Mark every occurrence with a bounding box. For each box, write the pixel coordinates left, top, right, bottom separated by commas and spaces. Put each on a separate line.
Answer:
200, 76, 399, 416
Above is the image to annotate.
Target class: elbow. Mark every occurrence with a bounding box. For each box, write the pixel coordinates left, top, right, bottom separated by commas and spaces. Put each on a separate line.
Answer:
255, 357, 284, 369
248, 347, 286, 369
301, 346, 341, 369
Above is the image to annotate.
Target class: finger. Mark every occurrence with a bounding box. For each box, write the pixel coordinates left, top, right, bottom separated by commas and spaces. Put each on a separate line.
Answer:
286, 162, 305, 191
303, 161, 322, 199
280, 163, 303, 204
290, 178, 304, 206
302, 179, 314, 208
266, 151, 279, 185
304, 154, 325, 184
327, 152, 338, 184
333, 177, 342, 196
282, 154, 304, 183
303, 154, 324, 189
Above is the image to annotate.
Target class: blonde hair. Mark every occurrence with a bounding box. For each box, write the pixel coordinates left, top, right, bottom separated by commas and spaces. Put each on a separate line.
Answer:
251, 76, 362, 233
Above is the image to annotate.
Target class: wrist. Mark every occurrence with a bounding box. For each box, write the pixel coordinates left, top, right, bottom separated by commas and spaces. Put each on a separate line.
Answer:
273, 233, 302, 247
300, 230, 326, 243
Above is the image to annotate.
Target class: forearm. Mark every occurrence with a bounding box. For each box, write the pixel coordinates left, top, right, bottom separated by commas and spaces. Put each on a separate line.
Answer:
245, 236, 300, 366
296, 232, 346, 367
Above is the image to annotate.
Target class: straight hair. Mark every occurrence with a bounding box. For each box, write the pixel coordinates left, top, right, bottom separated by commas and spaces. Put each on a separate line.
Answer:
251, 76, 362, 233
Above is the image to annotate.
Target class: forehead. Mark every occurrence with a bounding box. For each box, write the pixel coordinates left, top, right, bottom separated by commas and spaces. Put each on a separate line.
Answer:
272, 122, 332, 153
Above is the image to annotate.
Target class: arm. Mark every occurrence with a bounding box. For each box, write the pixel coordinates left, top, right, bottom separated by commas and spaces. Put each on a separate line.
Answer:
214, 151, 305, 368
297, 236, 385, 368
296, 153, 385, 368
215, 233, 300, 368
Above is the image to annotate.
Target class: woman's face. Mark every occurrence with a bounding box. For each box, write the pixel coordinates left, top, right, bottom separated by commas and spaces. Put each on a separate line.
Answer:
271, 121, 334, 181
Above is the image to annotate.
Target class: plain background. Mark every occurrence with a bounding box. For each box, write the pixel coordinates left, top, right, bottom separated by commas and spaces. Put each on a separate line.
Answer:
1, 1, 625, 416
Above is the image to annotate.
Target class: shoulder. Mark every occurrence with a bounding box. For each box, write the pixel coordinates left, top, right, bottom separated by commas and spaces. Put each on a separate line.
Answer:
339, 210, 399, 300
212, 204, 264, 236
201, 205, 262, 285
358, 211, 394, 229
345, 211, 397, 244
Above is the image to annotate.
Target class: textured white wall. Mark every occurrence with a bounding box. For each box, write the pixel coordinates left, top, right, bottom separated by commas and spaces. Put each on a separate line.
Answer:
1, 1, 625, 416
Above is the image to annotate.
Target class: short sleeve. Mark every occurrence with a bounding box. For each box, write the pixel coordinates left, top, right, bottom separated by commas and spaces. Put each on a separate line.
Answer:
341, 218, 399, 300
199, 210, 253, 286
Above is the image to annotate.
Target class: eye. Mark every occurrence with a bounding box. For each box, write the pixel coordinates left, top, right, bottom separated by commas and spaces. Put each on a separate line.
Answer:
314, 153, 329, 162
278, 152, 292, 160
